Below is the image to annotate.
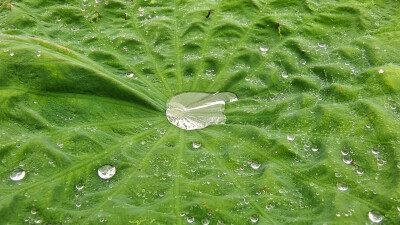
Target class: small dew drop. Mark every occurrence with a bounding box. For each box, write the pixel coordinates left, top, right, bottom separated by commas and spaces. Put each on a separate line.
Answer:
265, 203, 275, 210
10, 169, 25, 181
76, 184, 84, 191
287, 135, 295, 141
281, 72, 288, 79
341, 149, 349, 156
342, 155, 352, 165
34, 218, 42, 224
186, 216, 194, 224
368, 210, 383, 223
57, 143, 63, 148
125, 72, 137, 79
371, 148, 379, 155
76, 203, 82, 208
250, 161, 261, 170
311, 147, 319, 152
337, 182, 348, 191
201, 218, 210, 225
97, 165, 116, 179
36, 51, 41, 57
397, 206, 400, 212
318, 43, 327, 48
10, 52, 14, 57
356, 167, 364, 175
138, 7, 145, 17
192, 142, 201, 149
378, 68, 384, 74
250, 215, 259, 223
31, 209, 37, 215
259, 46, 269, 52
300, 59, 306, 65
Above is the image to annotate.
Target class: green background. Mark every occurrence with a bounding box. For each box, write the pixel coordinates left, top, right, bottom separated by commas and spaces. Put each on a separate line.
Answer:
1, 0, 400, 224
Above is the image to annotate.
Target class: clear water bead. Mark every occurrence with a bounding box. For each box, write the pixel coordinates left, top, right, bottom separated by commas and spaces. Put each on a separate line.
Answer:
250, 215, 259, 223
311, 147, 319, 152
186, 216, 194, 223
166, 92, 237, 130
287, 135, 295, 141
259, 46, 269, 52
76, 184, 84, 191
368, 210, 383, 223
97, 165, 116, 179
337, 182, 348, 191
10, 169, 25, 181
250, 161, 261, 170
10, 52, 14, 56
281, 72, 288, 79
192, 142, 201, 149
378, 68, 384, 74
201, 218, 210, 225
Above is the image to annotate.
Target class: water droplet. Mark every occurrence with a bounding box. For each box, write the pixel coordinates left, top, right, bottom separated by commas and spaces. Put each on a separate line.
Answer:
138, 7, 145, 17
36, 51, 41, 57
166, 92, 237, 130
368, 210, 383, 223
10, 52, 14, 57
76, 184, 84, 191
341, 149, 349, 156
125, 72, 137, 79
300, 59, 306, 65
97, 165, 116, 179
342, 155, 352, 164
76, 203, 82, 208
345, 62, 350, 66
250, 215, 259, 223
265, 203, 275, 210
57, 143, 63, 148
337, 182, 348, 191
259, 46, 269, 52
10, 169, 25, 181
371, 148, 379, 155
186, 216, 194, 223
356, 167, 364, 175
192, 142, 201, 149
378, 68, 384, 74
281, 72, 288, 79
311, 147, 319, 152
201, 218, 210, 225
33, 101, 38, 104
287, 135, 295, 141
250, 161, 261, 170
318, 43, 327, 48
397, 205, 400, 212
31, 209, 37, 215
34, 218, 42, 224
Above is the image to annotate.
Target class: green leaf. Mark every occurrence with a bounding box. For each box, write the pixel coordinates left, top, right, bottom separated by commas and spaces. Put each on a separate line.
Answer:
1, 0, 400, 224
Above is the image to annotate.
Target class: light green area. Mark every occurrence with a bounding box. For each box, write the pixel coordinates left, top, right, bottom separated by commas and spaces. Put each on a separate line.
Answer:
1, 0, 400, 224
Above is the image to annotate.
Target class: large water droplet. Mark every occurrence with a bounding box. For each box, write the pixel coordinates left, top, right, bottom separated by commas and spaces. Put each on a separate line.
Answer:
166, 92, 237, 130
337, 182, 348, 191
368, 210, 383, 223
10, 169, 25, 181
97, 165, 116, 179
